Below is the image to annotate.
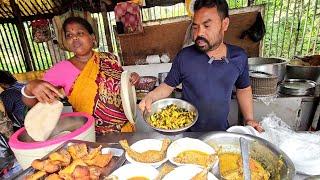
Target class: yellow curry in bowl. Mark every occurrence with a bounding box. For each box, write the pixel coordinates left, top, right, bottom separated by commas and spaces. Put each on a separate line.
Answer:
219, 153, 270, 180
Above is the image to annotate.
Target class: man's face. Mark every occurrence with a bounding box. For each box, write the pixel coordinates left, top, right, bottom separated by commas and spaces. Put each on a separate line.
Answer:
192, 7, 229, 52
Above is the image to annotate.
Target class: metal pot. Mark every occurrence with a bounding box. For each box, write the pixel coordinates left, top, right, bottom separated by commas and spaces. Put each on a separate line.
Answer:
286, 65, 320, 83
248, 57, 288, 82
200, 132, 295, 179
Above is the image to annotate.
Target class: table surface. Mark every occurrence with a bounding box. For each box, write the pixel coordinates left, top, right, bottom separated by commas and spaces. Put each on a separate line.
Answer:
97, 132, 310, 180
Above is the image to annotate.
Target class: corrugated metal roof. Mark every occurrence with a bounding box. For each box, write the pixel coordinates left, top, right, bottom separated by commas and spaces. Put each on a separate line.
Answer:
0, 0, 60, 18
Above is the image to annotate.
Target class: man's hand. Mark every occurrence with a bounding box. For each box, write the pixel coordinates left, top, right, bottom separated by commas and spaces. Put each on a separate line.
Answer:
245, 119, 264, 132
138, 94, 153, 113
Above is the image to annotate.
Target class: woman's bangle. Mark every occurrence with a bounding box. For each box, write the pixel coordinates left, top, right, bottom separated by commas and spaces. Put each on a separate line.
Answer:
21, 86, 36, 99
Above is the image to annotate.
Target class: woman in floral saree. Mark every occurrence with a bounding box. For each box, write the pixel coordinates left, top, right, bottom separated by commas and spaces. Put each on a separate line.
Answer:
22, 17, 140, 134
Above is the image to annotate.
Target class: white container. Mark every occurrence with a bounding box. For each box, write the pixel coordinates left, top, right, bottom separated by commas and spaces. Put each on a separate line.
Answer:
9, 112, 95, 169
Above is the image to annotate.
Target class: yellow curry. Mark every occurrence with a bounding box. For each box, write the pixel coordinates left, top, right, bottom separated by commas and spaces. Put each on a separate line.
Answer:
219, 153, 270, 180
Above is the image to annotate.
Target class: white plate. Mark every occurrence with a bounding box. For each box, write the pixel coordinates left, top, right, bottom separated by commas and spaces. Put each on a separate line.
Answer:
162, 165, 218, 180
167, 137, 218, 167
110, 163, 158, 180
227, 126, 261, 137
227, 126, 253, 135
120, 70, 137, 124
125, 139, 168, 168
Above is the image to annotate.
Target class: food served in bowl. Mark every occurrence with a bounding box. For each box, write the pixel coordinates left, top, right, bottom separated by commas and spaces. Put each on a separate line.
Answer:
174, 150, 216, 167
143, 98, 198, 132
119, 138, 170, 167
201, 132, 295, 179
167, 138, 218, 169
149, 104, 196, 130
219, 152, 270, 180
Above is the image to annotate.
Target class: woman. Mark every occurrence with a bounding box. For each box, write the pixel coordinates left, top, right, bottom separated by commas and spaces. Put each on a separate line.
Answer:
22, 17, 140, 134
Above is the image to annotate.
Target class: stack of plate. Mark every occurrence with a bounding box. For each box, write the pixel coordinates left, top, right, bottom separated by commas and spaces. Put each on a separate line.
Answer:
279, 79, 317, 96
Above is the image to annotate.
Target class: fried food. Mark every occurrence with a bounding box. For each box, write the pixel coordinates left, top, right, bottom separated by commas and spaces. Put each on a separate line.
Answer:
45, 173, 62, 180
31, 159, 61, 173
88, 166, 103, 180
219, 153, 270, 180
72, 165, 90, 180
119, 138, 171, 163
191, 167, 209, 180
84, 145, 102, 160
29, 143, 114, 179
174, 150, 217, 167
67, 143, 88, 159
58, 159, 87, 177
49, 149, 71, 166
25, 171, 46, 180
191, 153, 218, 180
155, 163, 175, 180
104, 175, 119, 180
84, 153, 113, 167
149, 104, 196, 130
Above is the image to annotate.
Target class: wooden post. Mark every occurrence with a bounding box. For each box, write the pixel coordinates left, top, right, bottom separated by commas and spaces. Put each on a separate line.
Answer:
101, 1, 114, 53
9, 0, 34, 71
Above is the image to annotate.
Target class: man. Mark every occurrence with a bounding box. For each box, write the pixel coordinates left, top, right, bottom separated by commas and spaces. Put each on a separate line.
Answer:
139, 0, 263, 132
0, 70, 26, 130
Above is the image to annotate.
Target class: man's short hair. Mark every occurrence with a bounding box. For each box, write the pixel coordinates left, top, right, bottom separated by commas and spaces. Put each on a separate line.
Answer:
193, 0, 229, 19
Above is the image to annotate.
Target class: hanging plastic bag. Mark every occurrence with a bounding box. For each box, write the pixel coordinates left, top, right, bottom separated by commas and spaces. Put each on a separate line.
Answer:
259, 114, 320, 175
31, 19, 52, 43
240, 12, 266, 42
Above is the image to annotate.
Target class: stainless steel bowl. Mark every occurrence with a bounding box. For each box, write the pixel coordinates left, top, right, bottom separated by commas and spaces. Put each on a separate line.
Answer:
286, 65, 320, 83
200, 132, 295, 179
248, 57, 288, 82
143, 98, 198, 133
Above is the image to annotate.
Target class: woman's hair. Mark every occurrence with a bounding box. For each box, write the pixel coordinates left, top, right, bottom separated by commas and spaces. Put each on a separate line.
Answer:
0, 70, 17, 86
194, 0, 229, 19
62, 16, 94, 35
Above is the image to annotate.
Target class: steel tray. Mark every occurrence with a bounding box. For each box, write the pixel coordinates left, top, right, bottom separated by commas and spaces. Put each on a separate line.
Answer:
12, 140, 126, 180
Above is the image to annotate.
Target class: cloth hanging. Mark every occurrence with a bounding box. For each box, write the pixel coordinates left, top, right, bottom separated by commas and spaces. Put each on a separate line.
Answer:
114, 2, 143, 34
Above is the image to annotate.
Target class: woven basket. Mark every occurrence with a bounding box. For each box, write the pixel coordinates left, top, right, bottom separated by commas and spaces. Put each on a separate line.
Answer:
250, 71, 278, 96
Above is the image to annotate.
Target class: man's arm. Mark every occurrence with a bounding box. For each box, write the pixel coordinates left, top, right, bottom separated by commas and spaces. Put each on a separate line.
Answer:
236, 86, 254, 121
236, 86, 263, 132
138, 83, 175, 112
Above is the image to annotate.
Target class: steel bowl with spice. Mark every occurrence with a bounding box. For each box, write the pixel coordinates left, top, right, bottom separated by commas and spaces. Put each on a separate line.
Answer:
143, 98, 198, 133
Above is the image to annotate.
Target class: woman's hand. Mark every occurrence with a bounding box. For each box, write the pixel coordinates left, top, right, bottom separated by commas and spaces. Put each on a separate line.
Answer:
25, 80, 64, 103
129, 72, 140, 86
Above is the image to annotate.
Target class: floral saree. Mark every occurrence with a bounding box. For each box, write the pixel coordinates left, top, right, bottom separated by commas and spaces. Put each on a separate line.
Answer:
68, 52, 134, 134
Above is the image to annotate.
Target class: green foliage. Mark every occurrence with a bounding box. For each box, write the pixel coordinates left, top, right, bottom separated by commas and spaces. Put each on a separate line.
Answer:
0, 1, 319, 74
